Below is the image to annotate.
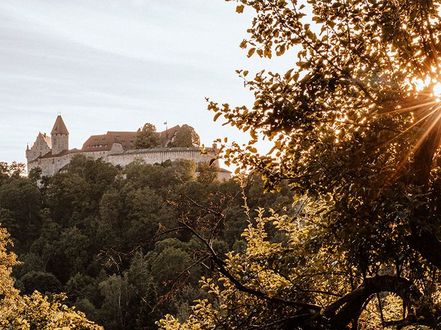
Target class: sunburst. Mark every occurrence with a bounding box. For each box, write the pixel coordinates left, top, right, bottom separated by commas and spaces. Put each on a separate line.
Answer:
370, 80, 441, 188
433, 82, 441, 101
392, 83, 441, 185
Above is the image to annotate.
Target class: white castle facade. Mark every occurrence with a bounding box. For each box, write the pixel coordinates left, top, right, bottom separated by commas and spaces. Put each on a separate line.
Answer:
26, 116, 230, 180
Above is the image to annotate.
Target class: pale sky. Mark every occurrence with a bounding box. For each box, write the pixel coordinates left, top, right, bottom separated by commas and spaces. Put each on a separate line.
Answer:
0, 0, 292, 163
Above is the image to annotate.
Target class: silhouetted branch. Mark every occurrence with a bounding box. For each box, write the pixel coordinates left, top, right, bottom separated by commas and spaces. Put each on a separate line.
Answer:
178, 220, 321, 312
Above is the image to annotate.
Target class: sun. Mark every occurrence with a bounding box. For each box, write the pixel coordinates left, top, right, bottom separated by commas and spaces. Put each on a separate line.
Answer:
433, 82, 441, 101
413, 78, 441, 101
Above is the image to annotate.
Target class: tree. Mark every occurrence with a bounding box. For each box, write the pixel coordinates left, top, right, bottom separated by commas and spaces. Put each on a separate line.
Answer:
1, 155, 295, 329
0, 162, 25, 183
196, 162, 217, 184
20, 271, 62, 294
135, 123, 161, 149
167, 125, 201, 148
44, 155, 118, 227
98, 274, 134, 330
0, 226, 102, 329
0, 176, 42, 251
160, 0, 441, 329
28, 167, 42, 184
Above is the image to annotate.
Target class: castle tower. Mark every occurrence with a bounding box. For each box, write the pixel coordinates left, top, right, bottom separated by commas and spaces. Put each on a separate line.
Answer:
26, 132, 52, 162
51, 115, 69, 155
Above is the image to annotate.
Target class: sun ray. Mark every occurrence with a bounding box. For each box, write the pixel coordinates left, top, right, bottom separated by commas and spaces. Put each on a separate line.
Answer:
374, 106, 439, 151
391, 105, 441, 182
377, 100, 438, 117
433, 83, 441, 101
408, 106, 441, 158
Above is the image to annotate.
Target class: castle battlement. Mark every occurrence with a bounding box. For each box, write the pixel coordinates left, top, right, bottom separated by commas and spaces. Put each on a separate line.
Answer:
26, 116, 229, 180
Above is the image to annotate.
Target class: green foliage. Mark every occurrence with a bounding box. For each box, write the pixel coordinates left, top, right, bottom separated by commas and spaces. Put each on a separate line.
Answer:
150, 245, 192, 285
197, 162, 218, 184
167, 125, 200, 147
0, 176, 41, 252
135, 123, 161, 149
28, 167, 42, 184
20, 271, 62, 294
0, 162, 25, 183
0, 226, 102, 329
98, 274, 134, 329
0, 157, 292, 329
161, 0, 441, 329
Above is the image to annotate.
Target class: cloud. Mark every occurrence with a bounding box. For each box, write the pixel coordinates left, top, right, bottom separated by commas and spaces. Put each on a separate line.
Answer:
0, 0, 290, 163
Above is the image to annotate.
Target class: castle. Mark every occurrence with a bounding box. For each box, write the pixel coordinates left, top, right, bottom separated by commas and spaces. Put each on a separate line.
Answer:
26, 116, 230, 180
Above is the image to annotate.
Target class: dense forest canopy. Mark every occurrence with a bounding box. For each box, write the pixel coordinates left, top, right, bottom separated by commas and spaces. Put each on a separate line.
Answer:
0, 164, 102, 329
160, 0, 441, 329
0, 157, 294, 329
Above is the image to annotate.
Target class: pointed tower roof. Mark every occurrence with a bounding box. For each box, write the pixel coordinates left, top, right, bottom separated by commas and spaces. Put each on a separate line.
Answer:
51, 115, 69, 135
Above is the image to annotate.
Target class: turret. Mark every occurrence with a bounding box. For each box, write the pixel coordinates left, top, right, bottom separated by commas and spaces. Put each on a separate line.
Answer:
26, 132, 52, 162
51, 115, 69, 155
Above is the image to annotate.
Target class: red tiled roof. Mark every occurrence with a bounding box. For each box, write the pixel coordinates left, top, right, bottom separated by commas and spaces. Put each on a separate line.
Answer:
81, 126, 184, 152
82, 131, 137, 152
51, 115, 69, 135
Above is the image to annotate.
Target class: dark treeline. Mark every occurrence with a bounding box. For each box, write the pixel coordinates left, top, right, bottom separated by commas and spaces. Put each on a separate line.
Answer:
0, 156, 294, 329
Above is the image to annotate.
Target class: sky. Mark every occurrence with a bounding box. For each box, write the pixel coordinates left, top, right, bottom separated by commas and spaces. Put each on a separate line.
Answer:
0, 0, 292, 163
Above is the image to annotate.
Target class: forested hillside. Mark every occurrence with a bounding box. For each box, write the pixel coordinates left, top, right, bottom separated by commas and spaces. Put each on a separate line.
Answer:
0, 156, 294, 329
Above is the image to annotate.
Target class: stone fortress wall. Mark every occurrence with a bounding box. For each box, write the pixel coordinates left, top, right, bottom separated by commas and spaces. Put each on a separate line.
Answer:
28, 146, 221, 177
26, 116, 230, 180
